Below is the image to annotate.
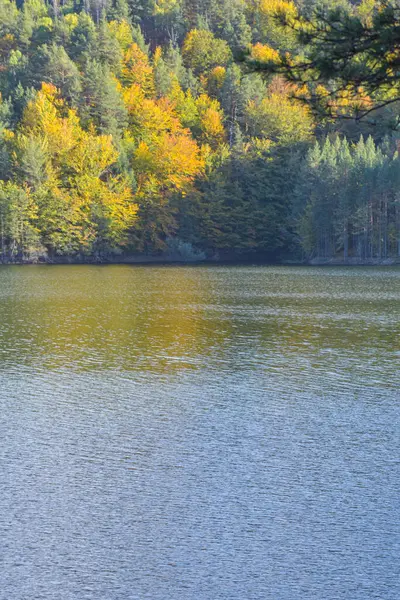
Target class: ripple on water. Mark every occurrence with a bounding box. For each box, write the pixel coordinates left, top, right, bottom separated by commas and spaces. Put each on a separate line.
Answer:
0, 265, 399, 600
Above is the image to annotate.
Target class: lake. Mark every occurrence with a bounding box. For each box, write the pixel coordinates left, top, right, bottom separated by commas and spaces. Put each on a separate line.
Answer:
0, 265, 399, 600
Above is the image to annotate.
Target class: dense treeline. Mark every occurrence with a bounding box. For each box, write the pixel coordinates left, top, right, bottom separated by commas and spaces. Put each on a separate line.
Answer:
297, 137, 400, 261
0, 0, 399, 262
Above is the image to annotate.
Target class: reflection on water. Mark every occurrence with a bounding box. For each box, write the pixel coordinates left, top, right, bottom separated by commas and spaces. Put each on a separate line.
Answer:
0, 265, 399, 599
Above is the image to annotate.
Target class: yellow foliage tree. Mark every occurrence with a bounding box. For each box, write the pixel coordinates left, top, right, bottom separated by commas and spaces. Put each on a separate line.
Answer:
134, 133, 203, 196
207, 66, 226, 96
245, 78, 314, 144
108, 19, 134, 51
195, 94, 226, 148
249, 0, 298, 48
153, 0, 181, 15
250, 43, 280, 63
166, 82, 226, 149
124, 84, 183, 142
122, 43, 155, 96
15, 84, 137, 255
259, 0, 296, 19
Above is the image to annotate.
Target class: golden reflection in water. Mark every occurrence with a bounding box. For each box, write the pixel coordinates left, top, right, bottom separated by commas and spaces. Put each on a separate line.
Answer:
0, 266, 232, 372
0, 265, 398, 377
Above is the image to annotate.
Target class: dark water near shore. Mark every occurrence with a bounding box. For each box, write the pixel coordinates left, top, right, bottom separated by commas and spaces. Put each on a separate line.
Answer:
0, 265, 399, 600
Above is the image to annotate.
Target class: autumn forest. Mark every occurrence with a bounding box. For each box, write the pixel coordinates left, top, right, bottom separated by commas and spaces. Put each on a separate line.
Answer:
1, 0, 400, 262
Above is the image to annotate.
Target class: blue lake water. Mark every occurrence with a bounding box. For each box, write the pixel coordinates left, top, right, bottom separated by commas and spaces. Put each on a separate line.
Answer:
0, 265, 399, 599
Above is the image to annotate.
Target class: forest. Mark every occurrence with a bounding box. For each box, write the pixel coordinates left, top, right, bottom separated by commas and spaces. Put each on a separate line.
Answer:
0, 0, 399, 263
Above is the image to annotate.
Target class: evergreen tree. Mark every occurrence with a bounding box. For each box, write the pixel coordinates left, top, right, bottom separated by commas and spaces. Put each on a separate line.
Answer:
82, 59, 128, 137
42, 44, 82, 104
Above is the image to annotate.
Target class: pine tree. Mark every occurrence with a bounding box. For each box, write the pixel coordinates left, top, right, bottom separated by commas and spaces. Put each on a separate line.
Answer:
82, 59, 128, 137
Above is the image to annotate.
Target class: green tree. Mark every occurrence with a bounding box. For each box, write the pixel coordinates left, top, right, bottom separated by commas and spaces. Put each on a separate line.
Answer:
42, 44, 82, 104
257, 1, 400, 120
182, 29, 232, 75
0, 181, 41, 261
82, 59, 128, 137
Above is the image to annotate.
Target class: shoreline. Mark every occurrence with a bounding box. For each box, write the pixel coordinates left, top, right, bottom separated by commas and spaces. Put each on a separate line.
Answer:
0, 254, 399, 267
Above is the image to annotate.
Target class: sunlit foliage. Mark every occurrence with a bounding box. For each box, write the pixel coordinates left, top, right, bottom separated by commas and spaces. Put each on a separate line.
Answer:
0, 0, 398, 262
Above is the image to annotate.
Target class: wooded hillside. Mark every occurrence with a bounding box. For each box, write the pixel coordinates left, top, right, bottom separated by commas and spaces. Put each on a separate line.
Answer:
0, 0, 399, 262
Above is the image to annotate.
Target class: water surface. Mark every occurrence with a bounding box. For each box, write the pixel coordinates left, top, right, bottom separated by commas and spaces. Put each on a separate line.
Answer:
0, 265, 399, 599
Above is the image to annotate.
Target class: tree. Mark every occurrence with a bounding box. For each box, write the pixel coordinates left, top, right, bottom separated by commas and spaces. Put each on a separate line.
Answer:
249, 0, 298, 49
0, 181, 41, 261
121, 41, 154, 94
42, 43, 82, 104
294, 134, 400, 260
253, 1, 400, 121
0, 95, 12, 179
82, 59, 128, 137
244, 77, 314, 144
126, 111, 204, 251
182, 29, 232, 75
178, 142, 297, 257
14, 84, 137, 256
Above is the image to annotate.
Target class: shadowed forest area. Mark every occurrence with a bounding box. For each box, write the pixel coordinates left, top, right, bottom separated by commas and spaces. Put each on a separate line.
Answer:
0, 0, 400, 263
